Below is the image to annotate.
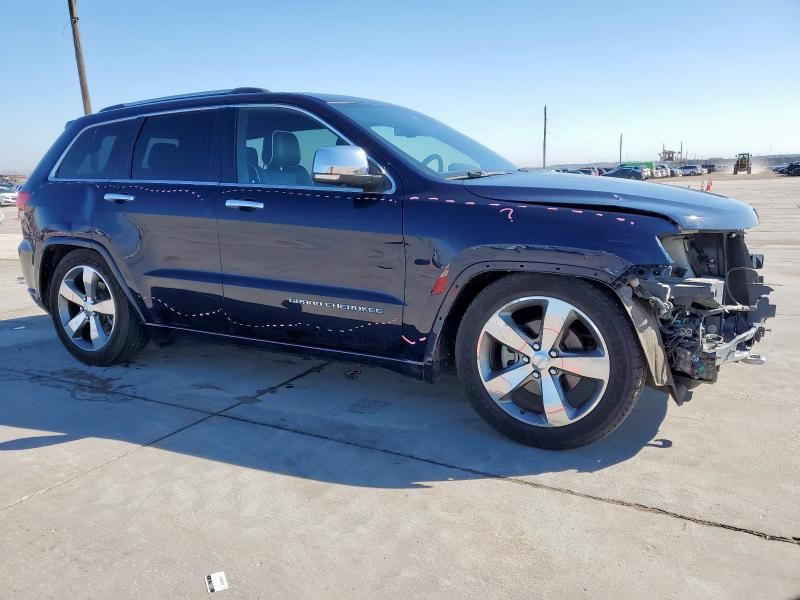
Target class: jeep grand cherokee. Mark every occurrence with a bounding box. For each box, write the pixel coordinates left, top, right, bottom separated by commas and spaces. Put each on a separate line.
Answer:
17, 87, 775, 448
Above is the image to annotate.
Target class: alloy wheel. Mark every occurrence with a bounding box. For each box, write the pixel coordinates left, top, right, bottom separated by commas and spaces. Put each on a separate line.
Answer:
56, 265, 116, 351
476, 296, 610, 427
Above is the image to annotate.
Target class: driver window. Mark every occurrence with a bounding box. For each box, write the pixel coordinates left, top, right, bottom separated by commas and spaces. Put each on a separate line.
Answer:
235, 107, 347, 187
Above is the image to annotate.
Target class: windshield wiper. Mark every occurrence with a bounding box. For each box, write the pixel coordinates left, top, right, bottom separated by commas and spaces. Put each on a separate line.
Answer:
446, 170, 514, 180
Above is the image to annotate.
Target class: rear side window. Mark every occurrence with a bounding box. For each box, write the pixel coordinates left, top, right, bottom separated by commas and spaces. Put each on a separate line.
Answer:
132, 111, 216, 181
56, 120, 135, 179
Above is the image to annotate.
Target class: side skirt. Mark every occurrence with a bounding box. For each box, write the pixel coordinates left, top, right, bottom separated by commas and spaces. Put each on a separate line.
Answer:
144, 323, 428, 380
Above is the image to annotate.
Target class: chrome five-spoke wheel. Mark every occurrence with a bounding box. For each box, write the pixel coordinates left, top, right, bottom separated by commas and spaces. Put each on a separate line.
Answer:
476, 296, 610, 427
56, 265, 116, 351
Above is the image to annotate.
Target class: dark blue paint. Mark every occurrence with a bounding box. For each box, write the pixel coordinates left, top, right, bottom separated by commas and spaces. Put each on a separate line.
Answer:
18, 89, 760, 380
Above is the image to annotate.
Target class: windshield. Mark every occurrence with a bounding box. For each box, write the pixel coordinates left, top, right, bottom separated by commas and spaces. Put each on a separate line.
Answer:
331, 100, 517, 179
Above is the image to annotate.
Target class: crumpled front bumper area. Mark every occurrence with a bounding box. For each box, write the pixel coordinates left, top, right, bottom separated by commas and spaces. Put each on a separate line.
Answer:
630, 232, 776, 403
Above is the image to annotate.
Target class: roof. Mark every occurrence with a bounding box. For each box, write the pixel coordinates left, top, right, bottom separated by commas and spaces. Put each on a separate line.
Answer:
98, 87, 272, 112
97, 89, 378, 114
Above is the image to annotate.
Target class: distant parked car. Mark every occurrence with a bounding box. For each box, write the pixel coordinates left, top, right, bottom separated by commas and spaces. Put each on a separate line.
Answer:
772, 163, 789, 174
0, 184, 18, 206
679, 165, 703, 176
668, 167, 682, 177
786, 161, 800, 176
575, 167, 599, 175
603, 167, 645, 180
655, 164, 671, 177
701, 164, 718, 173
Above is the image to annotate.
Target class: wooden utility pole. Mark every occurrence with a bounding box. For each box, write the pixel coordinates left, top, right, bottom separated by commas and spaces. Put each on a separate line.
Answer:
67, 0, 92, 115
542, 105, 547, 170
618, 133, 622, 165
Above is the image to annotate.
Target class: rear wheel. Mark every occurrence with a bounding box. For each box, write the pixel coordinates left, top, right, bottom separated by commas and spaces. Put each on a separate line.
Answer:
49, 249, 147, 366
455, 274, 645, 449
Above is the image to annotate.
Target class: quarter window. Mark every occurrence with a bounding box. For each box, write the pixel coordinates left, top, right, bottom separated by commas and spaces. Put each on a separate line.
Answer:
132, 111, 216, 181
56, 120, 135, 179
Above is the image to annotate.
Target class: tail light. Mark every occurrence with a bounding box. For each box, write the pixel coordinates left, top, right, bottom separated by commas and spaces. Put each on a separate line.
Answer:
16, 191, 30, 210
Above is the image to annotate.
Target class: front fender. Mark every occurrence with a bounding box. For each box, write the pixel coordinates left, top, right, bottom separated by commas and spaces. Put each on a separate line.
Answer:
417, 259, 673, 396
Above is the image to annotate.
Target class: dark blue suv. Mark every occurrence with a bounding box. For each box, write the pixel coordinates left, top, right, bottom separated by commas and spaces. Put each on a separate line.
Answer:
18, 88, 774, 448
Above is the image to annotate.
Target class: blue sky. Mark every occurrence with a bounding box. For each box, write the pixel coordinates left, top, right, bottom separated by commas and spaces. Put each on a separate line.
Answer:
1, 0, 798, 172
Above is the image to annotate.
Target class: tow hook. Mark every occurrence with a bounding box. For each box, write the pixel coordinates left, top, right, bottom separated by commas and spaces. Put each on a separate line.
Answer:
742, 354, 766, 365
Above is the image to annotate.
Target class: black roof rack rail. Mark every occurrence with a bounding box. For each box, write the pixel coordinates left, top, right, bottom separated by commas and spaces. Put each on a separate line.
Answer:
99, 87, 271, 112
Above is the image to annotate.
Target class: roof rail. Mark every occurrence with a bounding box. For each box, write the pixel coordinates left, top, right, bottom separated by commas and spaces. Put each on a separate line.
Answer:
99, 87, 271, 112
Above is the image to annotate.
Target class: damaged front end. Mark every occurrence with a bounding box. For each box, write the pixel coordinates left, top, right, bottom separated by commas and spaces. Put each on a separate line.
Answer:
625, 231, 775, 404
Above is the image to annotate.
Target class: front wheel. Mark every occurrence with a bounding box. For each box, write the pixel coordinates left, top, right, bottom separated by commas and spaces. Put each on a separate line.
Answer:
49, 249, 148, 366
455, 274, 645, 449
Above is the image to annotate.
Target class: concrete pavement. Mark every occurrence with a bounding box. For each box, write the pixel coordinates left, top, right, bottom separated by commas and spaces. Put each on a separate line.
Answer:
0, 176, 798, 598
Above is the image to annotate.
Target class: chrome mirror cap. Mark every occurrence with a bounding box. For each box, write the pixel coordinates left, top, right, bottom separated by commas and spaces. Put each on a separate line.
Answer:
312, 146, 384, 189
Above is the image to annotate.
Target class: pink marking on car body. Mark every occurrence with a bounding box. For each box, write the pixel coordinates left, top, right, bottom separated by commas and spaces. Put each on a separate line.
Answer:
500, 207, 514, 222
401, 335, 417, 345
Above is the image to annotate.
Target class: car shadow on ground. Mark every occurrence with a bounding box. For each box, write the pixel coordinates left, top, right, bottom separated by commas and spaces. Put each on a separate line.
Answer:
0, 314, 672, 489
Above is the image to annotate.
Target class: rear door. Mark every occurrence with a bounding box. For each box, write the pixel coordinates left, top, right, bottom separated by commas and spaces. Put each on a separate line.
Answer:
216, 105, 404, 356
91, 109, 226, 331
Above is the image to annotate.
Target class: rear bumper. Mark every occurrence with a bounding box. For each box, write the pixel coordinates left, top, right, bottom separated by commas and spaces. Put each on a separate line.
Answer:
18, 237, 45, 311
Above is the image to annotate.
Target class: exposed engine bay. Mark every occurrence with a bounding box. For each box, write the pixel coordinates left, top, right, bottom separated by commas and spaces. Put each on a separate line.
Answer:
630, 232, 775, 400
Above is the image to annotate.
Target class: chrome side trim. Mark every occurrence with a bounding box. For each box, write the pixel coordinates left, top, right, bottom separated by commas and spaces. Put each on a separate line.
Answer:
47, 103, 398, 195
218, 182, 363, 193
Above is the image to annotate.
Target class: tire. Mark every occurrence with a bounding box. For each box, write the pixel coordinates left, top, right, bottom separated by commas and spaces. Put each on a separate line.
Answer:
455, 274, 645, 449
49, 249, 148, 366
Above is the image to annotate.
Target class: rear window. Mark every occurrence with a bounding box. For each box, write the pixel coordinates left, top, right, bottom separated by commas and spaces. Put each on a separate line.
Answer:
56, 120, 135, 179
132, 111, 216, 181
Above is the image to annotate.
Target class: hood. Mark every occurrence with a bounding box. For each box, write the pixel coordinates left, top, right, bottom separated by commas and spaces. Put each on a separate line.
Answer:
463, 171, 758, 230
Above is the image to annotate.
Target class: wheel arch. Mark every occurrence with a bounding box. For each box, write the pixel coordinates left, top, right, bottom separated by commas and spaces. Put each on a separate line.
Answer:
38, 237, 147, 322
426, 263, 673, 395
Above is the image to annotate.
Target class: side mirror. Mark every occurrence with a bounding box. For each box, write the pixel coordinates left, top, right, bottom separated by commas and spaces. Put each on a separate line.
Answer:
312, 146, 384, 190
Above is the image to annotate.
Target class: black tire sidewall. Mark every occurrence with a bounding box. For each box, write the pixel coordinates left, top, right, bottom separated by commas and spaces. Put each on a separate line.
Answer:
49, 249, 140, 366
455, 274, 644, 449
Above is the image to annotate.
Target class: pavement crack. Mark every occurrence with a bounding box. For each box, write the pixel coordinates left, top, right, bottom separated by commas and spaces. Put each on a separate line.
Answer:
1, 364, 797, 546
0, 362, 329, 512
215, 412, 800, 547
231, 361, 330, 404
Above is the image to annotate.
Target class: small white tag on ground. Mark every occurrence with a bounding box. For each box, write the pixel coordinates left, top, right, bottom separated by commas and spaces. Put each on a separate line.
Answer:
205, 571, 229, 593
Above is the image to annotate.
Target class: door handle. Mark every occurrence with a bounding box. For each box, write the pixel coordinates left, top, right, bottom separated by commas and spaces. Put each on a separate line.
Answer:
104, 193, 135, 203
225, 199, 264, 210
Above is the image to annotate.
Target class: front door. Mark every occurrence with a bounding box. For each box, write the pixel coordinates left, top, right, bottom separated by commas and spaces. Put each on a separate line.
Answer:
216, 106, 404, 356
